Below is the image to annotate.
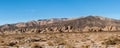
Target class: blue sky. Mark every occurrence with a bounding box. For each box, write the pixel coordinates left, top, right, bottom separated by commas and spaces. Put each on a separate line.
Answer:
0, 0, 120, 25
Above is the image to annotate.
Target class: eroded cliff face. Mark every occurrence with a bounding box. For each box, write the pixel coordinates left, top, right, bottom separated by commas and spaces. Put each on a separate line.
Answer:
0, 16, 120, 35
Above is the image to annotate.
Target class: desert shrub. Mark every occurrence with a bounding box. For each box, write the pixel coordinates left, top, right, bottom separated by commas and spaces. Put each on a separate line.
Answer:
30, 39, 40, 42
7, 42, 17, 46
15, 36, 24, 40
64, 43, 74, 48
65, 45, 73, 48
30, 43, 43, 48
103, 40, 116, 45
54, 38, 67, 45
47, 41, 54, 46
18, 40, 26, 45
84, 45, 89, 48
33, 45, 42, 48
0, 40, 4, 43
102, 37, 120, 45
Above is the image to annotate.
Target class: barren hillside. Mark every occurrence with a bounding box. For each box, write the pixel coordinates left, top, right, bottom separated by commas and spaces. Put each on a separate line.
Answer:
0, 16, 120, 34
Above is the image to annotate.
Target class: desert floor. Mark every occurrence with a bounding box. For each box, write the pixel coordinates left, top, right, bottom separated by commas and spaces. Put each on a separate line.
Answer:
0, 32, 120, 48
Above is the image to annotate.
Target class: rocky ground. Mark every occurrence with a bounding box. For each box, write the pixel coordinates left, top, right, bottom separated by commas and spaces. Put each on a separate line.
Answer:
0, 32, 120, 48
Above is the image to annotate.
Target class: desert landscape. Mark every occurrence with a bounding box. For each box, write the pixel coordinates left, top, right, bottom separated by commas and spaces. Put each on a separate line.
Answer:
1, 0, 120, 48
0, 16, 120, 48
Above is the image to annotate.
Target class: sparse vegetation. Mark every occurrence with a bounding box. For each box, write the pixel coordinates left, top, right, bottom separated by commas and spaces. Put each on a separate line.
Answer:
102, 36, 120, 45
0, 32, 120, 48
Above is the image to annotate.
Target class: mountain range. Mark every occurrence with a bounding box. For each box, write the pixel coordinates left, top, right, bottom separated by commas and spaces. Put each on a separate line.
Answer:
0, 16, 120, 34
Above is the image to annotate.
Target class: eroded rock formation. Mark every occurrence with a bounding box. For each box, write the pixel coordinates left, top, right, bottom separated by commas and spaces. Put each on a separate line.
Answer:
0, 16, 120, 34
